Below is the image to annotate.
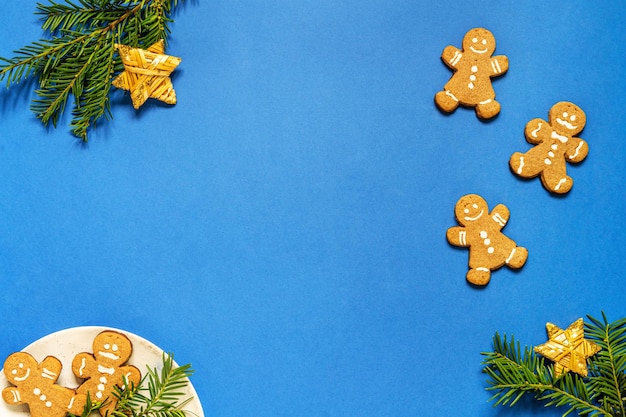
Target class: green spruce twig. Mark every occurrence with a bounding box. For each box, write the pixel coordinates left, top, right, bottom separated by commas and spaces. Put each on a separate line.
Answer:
110, 352, 195, 417
0, 0, 186, 141
481, 313, 626, 416
585, 313, 626, 416
68, 353, 195, 417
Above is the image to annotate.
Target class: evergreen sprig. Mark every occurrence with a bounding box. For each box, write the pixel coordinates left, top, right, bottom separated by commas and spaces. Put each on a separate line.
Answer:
110, 352, 195, 417
0, 0, 186, 141
481, 313, 626, 416
68, 353, 195, 417
70, 393, 106, 417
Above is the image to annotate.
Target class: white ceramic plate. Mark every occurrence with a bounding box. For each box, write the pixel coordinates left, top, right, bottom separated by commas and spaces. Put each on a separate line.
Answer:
0, 326, 204, 417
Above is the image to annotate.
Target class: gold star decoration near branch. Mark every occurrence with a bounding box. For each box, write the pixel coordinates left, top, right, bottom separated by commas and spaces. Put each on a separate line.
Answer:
112, 40, 182, 109
534, 318, 601, 377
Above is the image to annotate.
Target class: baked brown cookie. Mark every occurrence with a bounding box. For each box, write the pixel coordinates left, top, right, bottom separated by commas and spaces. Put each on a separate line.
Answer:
435, 28, 509, 119
72, 330, 141, 416
2, 352, 86, 417
510, 101, 588, 194
447, 194, 528, 286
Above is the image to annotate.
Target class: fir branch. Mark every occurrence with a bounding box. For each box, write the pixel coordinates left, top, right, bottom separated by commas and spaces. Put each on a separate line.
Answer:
69, 353, 195, 417
481, 329, 613, 416
110, 352, 195, 417
37, 0, 133, 35
585, 313, 626, 416
0, 0, 186, 141
69, 33, 117, 139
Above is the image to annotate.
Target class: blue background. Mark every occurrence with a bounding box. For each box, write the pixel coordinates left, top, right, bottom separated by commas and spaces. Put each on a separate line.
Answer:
1, 1, 625, 416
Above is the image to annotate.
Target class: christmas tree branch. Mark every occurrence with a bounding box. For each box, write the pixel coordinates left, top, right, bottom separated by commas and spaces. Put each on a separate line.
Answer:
585, 314, 626, 416
111, 352, 195, 417
481, 323, 617, 416
0, 0, 186, 141
69, 353, 195, 417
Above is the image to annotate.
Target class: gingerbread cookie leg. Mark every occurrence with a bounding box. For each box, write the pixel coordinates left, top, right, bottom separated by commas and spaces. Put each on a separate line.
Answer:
541, 170, 573, 194
435, 89, 460, 113
476, 99, 501, 120
467, 267, 492, 286
505, 246, 528, 269
509, 149, 546, 179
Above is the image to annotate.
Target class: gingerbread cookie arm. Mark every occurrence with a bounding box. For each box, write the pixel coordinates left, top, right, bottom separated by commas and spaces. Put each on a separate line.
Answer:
72, 353, 97, 380
441, 45, 463, 70
40, 356, 63, 382
488, 55, 508, 77
490, 204, 510, 229
67, 393, 87, 415
565, 137, 589, 163
2, 387, 25, 405
524, 118, 550, 144
446, 226, 469, 247
119, 365, 142, 388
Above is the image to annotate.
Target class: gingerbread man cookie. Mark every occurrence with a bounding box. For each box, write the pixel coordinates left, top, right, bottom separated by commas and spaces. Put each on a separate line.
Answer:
2, 352, 86, 417
435, 28, 509, 119
446, 194, 528, 286
509, 101, 588, 194
72, 330, 141, 417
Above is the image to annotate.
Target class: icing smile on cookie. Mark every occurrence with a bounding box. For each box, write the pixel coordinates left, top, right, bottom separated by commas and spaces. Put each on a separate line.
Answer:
470, 37, 489, 54
98, 351, 120, 360
464, 209, 484, 221
470, 46, 488, 54
556, 116, 577, 130
11, 367, 30, 382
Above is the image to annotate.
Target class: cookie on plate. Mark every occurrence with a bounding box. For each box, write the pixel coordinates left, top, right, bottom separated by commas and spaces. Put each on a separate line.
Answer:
2, 351, 86, 417
72, 330, 141, 416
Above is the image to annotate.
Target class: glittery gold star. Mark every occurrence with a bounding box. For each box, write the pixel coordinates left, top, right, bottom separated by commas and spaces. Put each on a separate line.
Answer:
534, 318, 600, 377
112, 40, 181, 109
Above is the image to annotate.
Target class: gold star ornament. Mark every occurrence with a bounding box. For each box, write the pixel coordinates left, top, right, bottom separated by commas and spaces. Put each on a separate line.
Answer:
112, 40, 182, 109
534, 318, 601, 377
